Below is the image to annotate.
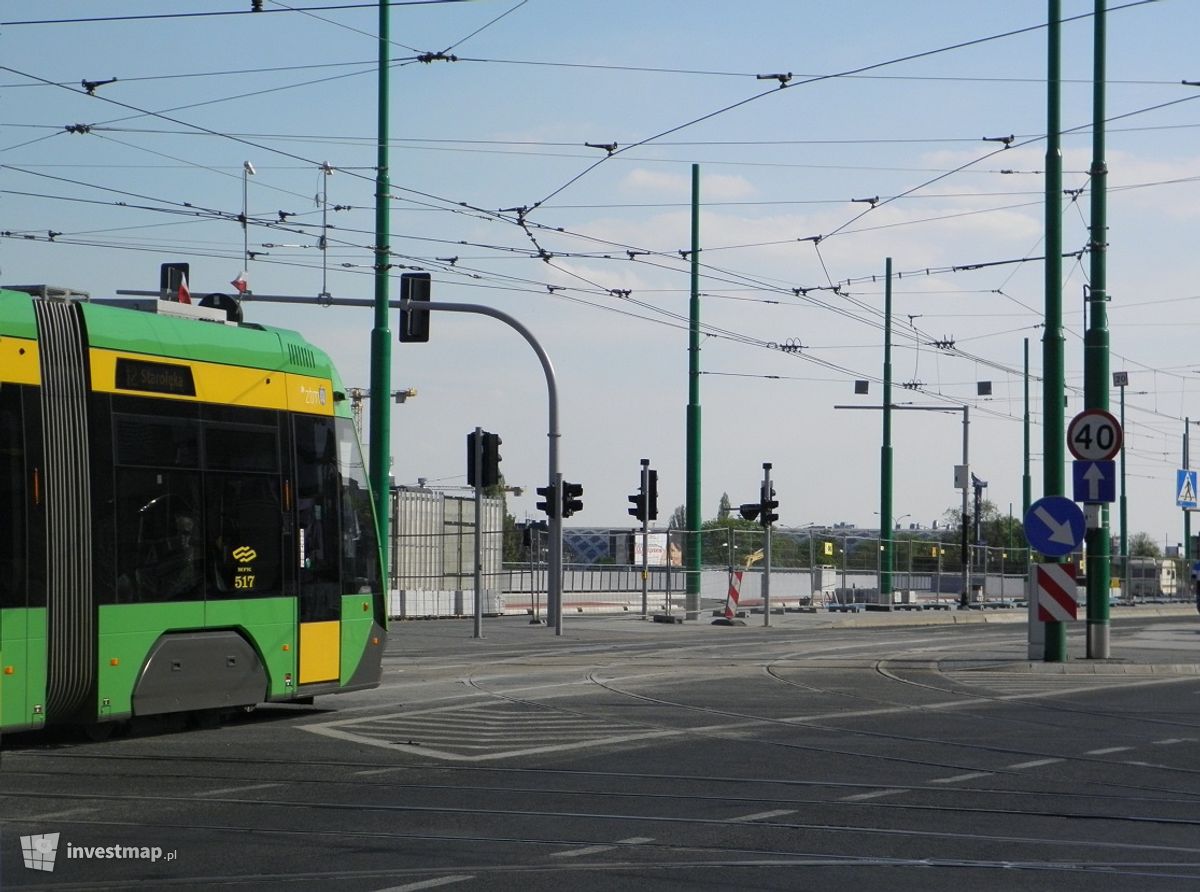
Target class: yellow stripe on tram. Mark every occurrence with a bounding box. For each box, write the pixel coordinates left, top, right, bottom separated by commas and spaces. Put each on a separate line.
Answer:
0, 337, 39, 385
88, 348, 335, 415
299, 621, 341, 684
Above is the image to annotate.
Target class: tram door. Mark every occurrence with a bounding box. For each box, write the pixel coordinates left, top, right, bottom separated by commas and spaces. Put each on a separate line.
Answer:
294, 417, 341, 684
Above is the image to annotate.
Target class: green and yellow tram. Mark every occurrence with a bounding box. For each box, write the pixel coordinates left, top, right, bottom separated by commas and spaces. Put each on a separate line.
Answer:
0, 285, 386, 733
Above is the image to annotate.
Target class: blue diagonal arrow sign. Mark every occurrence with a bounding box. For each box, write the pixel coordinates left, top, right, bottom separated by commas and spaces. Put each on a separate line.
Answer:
1024, 496, 1086, 557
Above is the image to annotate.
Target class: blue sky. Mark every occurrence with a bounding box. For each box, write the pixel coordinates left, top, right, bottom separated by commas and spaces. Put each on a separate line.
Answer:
4, 1, 1200, 547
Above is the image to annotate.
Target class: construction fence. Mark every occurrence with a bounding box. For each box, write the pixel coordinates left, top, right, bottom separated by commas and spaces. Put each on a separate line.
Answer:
384, 492, 1191, 618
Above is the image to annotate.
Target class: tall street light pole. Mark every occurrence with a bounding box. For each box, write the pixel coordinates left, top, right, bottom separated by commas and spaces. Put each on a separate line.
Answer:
242, 160, 255, 272
368, 0, 394, 581
685, 164, 702, 620
1083, 0, 1111, 660
1042, 0, 1067, 663
880, 258, 894, 602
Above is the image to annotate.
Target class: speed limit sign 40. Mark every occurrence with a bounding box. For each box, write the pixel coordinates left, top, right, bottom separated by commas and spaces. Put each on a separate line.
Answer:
1068, 408, 1122, 461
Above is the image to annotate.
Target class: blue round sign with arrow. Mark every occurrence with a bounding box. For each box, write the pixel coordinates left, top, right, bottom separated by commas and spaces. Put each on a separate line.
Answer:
1023, 496, 1087, 557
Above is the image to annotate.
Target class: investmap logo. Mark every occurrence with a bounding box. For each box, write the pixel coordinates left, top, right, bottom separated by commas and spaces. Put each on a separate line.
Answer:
20, 833, 59, 872
18, 831, 175, 872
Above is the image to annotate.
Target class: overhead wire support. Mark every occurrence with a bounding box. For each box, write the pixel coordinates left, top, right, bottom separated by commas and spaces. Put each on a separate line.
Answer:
81, 77, 117, 95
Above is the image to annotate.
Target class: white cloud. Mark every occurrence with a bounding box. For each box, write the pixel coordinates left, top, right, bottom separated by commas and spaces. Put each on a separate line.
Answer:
620, 168, 757, 201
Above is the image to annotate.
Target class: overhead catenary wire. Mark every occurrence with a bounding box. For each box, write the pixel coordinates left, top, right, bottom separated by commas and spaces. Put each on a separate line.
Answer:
4, 3, 1195, 477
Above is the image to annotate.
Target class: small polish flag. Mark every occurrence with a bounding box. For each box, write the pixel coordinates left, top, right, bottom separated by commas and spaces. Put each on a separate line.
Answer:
177, 273, 191, 304
231, 271, 248, 294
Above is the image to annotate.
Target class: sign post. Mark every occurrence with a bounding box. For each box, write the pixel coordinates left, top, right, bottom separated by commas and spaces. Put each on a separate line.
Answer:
1024, 495, 1086, 662
1066, 407, 1122, 660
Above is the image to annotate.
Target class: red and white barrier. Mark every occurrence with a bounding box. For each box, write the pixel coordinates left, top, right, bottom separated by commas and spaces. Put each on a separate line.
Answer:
724, 570, 743, 619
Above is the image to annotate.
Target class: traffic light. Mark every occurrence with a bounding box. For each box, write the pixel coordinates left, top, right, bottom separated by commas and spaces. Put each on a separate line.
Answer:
520, 519, 548, 548
535, 483, 558, 519
760, 484, 778, 526
739, 502, 761, 523
481, 432, 501, 487
646, 469, 658, 520
399, 272, 431, 342
466, 430, 502, 488
561, 481, 583, 518
627, 490, 647, 522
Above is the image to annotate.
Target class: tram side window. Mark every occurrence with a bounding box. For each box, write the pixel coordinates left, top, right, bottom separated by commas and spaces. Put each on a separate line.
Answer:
294, 416, 341, 621
336, 417, 381, 594
115, 412, 200, 468
0, 387, 26, 609
113, 414, 203, 603
114, 469, 203, 602
204, 422, 282, 598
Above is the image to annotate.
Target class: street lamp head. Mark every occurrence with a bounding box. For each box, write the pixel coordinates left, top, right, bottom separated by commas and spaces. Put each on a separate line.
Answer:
243, 161, 256, 176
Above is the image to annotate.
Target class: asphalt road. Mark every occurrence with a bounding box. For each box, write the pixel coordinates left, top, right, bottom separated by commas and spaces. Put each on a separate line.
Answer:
3, 609, 1200, 891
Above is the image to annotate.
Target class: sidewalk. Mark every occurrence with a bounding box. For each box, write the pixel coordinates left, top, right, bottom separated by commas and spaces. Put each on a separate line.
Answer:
503, 601, 1200, 672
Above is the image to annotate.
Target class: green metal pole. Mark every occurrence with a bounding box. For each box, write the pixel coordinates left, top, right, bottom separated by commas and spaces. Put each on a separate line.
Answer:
1186, 421, 1192, 563
881, 258, 894, 602
1084, 0, 1111, 659
1043, 0, 1067, 662
1024, 337, 1032, 516
1119, 381, 1127, 589
685, 163, 701, 619
368, 0, 393, 578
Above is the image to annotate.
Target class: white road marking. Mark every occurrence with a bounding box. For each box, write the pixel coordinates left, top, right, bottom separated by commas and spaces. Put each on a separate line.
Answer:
21, 806, 99, 821
372, 876, 474, 892
840, 789, 906, 801
1084, 746, 1132, 756
354, 767, 406, 776
930, 772, 993, 784
193, 782, 283, 797
1152, 738, 1191, 745
306, 720, 689, 762
728, 809, 796, 822
1004, 758, 1064, 770
550, 837, 653, 859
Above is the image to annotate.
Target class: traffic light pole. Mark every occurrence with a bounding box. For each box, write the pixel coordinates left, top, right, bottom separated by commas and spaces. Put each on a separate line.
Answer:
640, 459, 650, 618
368, 0, 393, 582
472, 426, 484, 640
762, 462, 773, 627
406, 300, 564, 634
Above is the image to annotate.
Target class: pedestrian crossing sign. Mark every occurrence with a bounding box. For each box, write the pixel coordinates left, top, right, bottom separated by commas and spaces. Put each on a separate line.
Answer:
1177, 469, 1198, 508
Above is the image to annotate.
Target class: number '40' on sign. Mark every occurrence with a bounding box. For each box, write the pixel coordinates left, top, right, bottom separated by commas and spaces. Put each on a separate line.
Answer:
1067, 409, 1122, 462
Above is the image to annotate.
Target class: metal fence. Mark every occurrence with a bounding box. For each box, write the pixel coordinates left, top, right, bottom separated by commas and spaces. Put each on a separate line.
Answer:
385, 498, 1191, 618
